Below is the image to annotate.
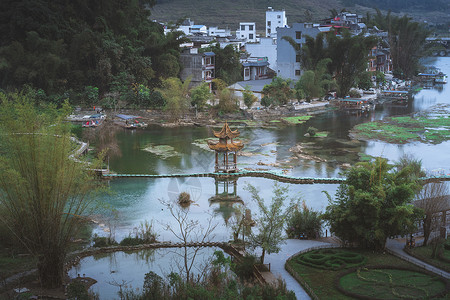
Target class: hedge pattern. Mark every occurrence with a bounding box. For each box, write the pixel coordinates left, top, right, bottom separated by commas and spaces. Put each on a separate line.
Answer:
293, 248, 366, 270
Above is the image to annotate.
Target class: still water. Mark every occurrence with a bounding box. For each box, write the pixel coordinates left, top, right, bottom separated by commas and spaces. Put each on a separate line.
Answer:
73, 57, 450, 298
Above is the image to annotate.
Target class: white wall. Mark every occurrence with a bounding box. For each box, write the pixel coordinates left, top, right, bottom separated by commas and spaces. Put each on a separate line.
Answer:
245, 37, 277, 71
266, 8, 287, 38
236, 22, 256, 43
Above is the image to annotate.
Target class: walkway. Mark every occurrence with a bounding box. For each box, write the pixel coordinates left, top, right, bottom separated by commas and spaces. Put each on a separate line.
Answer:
264, 239, 333, 300
385, 238, 450, 279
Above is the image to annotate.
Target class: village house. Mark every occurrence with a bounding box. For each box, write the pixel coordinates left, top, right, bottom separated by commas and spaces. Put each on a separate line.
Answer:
179, 48, 215, 89
244, 37, 277, 71
242, 57, 270, 81
266, 7, 287, 38
236, 22, 257, 43
208, 26, 232, 38
276, 23, 321, 80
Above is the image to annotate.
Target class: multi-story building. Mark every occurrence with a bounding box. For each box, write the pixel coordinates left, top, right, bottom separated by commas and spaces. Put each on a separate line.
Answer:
179, 48, 215, 88
276, 23, 321, 80
236, 22, 256, 43
266, 7, 287, 38
244, 37, 277, 71
242, 57, 270, 81
208, 27, 231, 37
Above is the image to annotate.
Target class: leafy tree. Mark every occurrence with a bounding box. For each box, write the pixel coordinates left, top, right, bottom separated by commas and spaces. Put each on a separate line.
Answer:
157, 77, 191, 122
262, 77, 293, 106
190, 82, 212, 110
218, 88, 239, 113
245, 183, 298, 263
286, 202, 323, 239
201, 44, 243, 84
357, 71, 373, 90
326, 31, 377, 97
0, 92, 100, 288
242, 87, 257, 109
323, 157, 423, 250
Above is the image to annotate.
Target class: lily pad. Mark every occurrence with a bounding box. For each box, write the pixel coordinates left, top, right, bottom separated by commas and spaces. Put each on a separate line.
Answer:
142, 144, 180, 159
281, 115, 313, 125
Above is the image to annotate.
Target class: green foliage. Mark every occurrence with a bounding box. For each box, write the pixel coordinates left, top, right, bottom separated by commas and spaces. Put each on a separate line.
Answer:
93, 235, 117, 248
0, 0, 185, 102
365, 9, 429, 78
0, 91, 101, 288
348, 89, 362, 98
374, 71, 386, 86
158, 77, 191, 121
326, 31, 377, 97
262, 77, 293, 106
295, 248, 366, 270
202, 44, 242, 84
83, 86, 99, 106
286, 201, 323, 238
218, 88, 239, 113
306, 126, 318, 137
357, 71, 373, 90
232, 254, 258, 280
242, 87, 257, 109
246, 183, 298, 263
190, 83, 212, 110
67, 280, 90, 300
323, 157, 423, 250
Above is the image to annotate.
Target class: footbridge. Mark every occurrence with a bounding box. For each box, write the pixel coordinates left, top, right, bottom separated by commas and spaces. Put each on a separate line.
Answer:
102, 171, 450, 184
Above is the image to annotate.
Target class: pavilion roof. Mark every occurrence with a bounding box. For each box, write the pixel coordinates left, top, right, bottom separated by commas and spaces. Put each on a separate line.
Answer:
213, 122, 240, 139
207, 140, 244, 152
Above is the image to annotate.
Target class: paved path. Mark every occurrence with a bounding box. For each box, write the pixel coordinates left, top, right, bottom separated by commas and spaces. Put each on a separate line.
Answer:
386, 238, 450, 279
264, 239, 333, 300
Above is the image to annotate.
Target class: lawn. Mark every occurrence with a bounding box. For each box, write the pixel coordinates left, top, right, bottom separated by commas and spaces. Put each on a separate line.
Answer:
286, 248, 449, 299
408, 241, 450, 273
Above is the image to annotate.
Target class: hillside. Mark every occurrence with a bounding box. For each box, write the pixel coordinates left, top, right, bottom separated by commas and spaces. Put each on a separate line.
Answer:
150, 0, 450, 31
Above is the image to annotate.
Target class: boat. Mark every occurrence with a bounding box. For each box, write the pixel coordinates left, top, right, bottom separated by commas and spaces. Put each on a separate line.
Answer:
334, 98, 374, 112
115, 114, 148, 129
435, 73, 447, 84
380, 90, 409, 101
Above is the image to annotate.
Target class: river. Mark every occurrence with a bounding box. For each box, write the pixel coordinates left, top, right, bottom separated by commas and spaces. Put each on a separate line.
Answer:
71, 57, 450, 298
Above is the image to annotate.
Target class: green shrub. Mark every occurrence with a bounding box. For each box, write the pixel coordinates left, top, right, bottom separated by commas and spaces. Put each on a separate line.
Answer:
296, 249, 366, 270
92, 235, 117, 247
232, 254, 257, 280
67, 280, 89, 300
120, 237, 145, 246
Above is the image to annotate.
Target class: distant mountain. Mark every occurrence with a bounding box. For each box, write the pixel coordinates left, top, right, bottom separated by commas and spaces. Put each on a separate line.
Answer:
149, 0, 449, 31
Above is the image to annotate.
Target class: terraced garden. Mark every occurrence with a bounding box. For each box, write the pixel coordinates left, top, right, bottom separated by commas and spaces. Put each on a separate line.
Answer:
286, 248, 450, 299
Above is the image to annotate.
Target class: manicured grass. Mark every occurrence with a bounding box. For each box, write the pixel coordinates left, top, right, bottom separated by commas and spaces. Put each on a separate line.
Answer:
295, 248, 366, 270
339, 267, 447, 299
408, 243, 450, 273
287, 249, 448, 299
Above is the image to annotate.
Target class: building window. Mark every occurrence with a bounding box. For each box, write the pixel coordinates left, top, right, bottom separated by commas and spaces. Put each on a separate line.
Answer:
249, 25, 254, 30
277, 15, 281, 19
249, 34, 254, 39
296, 31, 302, 39
245, 68, 250, 76
296, 55, 301, 63
241, 35, 244, 38
295, 70, 301, 76
268, 29, 271, 34
241, 25, 245, 31
267, 21, 271, 26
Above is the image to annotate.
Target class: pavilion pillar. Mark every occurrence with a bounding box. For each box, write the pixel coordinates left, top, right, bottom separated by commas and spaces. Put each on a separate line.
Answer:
226, 151, 229, 171
442, 210, 447, 226
215, 152, 218, 172
234, 152, 237, 169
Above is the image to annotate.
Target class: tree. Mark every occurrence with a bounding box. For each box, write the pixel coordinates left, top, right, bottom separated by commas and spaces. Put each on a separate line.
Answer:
414, 182, 449, 246
357, 71, 373, 90
323, 157, 423, 250
218, 88, 239, 113
326, 31, 377, 97
245, 183, 297, 263
157, 77, 191, 122
201, 44, 242, 84
190, 82, 212, 111
242, 86, 257, 109
0, 92, 99, 288
286, 201, 323, 239
160, 199, 217, 282
261, 77, 293, 106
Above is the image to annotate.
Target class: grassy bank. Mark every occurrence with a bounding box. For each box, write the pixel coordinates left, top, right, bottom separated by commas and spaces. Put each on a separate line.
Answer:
286, 248, 449, 299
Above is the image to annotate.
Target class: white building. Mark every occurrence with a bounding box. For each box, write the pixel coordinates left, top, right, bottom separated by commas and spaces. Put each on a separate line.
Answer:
266, 7, 287, 38
208, 26, 231, 37
276, 23, 321, 80
236, 22, 256, 43
244, 37, 277, 71
191, 25, 208, 35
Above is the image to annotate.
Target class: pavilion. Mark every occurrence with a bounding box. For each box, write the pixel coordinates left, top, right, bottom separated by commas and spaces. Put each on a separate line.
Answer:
207, 122, 244, 173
